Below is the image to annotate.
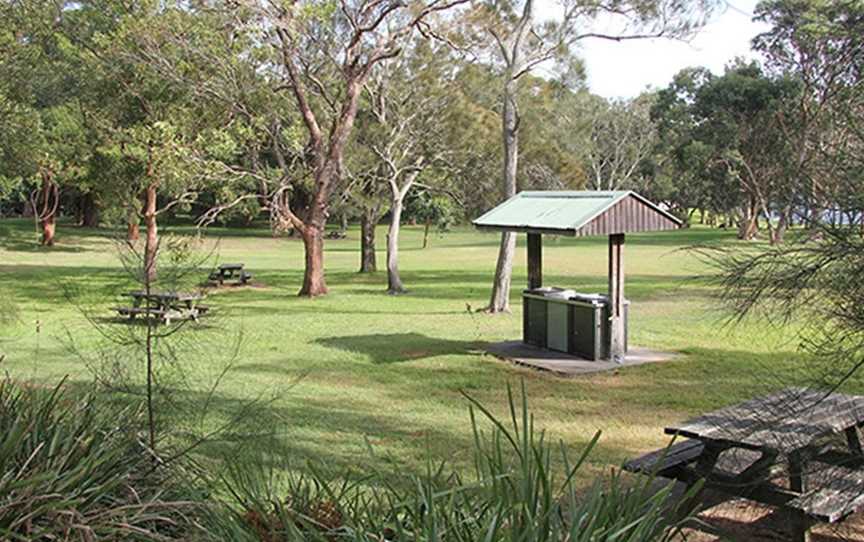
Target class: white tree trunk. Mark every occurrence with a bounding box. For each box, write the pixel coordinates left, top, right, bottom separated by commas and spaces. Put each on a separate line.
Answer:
387, 198, 405, 294
487, 77, 519, 313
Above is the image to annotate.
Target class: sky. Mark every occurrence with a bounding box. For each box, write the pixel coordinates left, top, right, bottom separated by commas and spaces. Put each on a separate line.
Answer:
565, 1, 772, 99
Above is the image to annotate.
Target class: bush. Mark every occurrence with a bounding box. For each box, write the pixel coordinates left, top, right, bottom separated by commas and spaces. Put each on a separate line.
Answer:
0, 377, 693, 541
0, 377, 195, 541
211, 383, 693, 541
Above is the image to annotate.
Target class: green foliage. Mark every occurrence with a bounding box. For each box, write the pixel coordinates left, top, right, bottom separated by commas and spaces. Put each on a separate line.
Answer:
213, 383, 692, 541
0, 377, 194, 540
651, 62, 800, 223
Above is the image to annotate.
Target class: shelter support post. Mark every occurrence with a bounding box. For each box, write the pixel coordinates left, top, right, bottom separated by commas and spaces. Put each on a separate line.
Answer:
608, 233, 625, 361
527, 233, 542, 290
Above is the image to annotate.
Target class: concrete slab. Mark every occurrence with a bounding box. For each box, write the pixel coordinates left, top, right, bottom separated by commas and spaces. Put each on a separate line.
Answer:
485, 341, 678, 376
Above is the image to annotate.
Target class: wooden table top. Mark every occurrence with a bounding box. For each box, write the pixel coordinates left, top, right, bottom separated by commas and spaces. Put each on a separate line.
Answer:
127, 291, 203, 301
666, 388, 864, 453
218, 263, 244, 271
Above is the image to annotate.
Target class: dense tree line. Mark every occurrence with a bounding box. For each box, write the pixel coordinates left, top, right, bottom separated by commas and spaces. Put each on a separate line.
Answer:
0, 0, 861, 296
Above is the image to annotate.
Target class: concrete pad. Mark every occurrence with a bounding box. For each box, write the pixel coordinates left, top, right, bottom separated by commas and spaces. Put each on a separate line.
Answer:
485, 341, 678, 376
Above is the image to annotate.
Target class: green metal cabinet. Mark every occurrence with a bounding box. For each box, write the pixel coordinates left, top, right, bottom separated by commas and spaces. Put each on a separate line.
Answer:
523, 289, 628, 361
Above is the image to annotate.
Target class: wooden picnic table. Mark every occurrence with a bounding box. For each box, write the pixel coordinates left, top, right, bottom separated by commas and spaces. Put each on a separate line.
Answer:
128, 290, 203, 309
625, 388, 864, 541
115, 290, 208, 324
209, 263, 252, 286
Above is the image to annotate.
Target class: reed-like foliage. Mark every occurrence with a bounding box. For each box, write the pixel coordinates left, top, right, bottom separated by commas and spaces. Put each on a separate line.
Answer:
212, 382, 692, 541
0, 378, 192, 541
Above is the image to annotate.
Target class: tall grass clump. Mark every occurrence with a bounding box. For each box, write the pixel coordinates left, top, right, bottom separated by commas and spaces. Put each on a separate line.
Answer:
212, 382, 693, 541
0, 377, 195, 541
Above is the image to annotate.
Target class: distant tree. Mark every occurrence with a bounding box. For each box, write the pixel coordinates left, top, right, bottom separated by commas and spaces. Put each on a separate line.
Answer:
701, 0, 864, 385
754, 0, 864, 231
212, 0, 470, 297
585, 95, 656, 191
351, 41, 455, 293
0, 2, 95, 246
475, 0, 717, 312
411, 190, 456, 249
653, 63, 800, 241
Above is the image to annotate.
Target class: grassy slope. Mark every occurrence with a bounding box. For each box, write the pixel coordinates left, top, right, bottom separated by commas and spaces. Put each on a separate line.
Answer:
0, 218, 824, 479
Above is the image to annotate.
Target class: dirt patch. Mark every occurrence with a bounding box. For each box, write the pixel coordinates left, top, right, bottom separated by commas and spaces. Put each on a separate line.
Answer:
679, 495, 864, 541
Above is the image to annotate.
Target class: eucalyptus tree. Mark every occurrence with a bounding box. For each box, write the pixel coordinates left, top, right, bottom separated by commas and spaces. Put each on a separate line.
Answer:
753, 0, 864, 230
476, 0, 717, 312
585, 95, 656, 191
350, 40, 456, 293
193, 0, 469, 297
703, 0, 864, 387
0, 1, 96, 246
654, 62, 800, 242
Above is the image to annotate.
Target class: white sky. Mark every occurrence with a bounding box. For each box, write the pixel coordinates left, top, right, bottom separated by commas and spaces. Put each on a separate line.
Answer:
556, 1, 772, 99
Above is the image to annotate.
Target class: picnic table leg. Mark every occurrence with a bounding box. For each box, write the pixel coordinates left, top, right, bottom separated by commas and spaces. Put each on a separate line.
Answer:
790, 511, 813, 542
845, 425, 863, 456
786, 449, 813, 541
681, 443, 725, 515
789, 449, 806, 493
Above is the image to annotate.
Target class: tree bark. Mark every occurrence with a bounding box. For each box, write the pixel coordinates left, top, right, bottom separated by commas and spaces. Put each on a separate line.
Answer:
773, 206, 791, 244
36, 170, 59, 247
127, 210, 140, 242
360, 210, 378, 273
81, 192, 100, 228
486, 76, 520, 313
143, 183, 158, 283
737, 200, 759, 240
386, 198, 406, 294
339, 212, 348, 234
423, 220, 431, 249
41, 213, 56, 247
300, 224, 328, 296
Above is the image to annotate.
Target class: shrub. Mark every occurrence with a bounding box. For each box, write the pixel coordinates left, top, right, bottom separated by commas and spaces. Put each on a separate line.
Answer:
0, 377, 194, 541
211, 383, 693, 541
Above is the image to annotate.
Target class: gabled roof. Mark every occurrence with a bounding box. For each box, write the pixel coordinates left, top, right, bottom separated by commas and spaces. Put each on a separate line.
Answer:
472, 191, 682, 237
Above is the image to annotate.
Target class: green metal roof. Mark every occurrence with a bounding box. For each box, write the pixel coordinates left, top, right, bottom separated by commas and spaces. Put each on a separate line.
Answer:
472, 191, 681, 237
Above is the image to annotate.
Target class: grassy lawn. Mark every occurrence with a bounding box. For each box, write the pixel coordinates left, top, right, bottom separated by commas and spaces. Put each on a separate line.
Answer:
0, 218, 826, 481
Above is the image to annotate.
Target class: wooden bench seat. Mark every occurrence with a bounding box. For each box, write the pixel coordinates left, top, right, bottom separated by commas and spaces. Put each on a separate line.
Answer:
114, 306, 166, 317
624, 440, 705, 475
787, 462, 864, 523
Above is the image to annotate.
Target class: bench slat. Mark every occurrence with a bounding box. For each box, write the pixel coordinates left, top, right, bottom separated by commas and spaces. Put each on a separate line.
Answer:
114, 307, 166, 316
624, 440, 704, 474
787, 462, 864, 522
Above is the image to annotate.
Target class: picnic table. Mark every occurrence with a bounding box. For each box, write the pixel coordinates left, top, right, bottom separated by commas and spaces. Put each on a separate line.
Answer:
114, 290, 209, 324
208, 263, 252, 286
624, 388, 864, 541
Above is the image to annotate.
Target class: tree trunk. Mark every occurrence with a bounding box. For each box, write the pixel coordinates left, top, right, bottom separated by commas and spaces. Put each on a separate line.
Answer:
127, 212, 140, 242
36, 171, 58, 247
423, 220, 430, 249
486, 76, 519, 313
386, 198, 406, 294
143, 183, 158, 283
359, 210, 377, 273
737, 200, 758, 240
773, 206, 791, 244
81, 192, 100, 228
339, 212, 348, 234
41, 214, 56, 246
299, 224, 328, 296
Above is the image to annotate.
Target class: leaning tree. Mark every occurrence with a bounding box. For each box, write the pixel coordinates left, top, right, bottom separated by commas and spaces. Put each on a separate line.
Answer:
215, 0, 470, 296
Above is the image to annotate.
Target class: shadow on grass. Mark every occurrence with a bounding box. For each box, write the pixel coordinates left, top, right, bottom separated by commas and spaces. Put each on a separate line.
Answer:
316, 332, 480, 364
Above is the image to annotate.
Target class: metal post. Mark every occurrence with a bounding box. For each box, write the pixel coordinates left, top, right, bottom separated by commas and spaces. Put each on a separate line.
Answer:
527, 233, 542, 290
608, 233, 625, 361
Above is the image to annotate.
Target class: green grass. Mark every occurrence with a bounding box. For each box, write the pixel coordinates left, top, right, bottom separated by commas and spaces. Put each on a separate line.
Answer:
0, 217, 829, 481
